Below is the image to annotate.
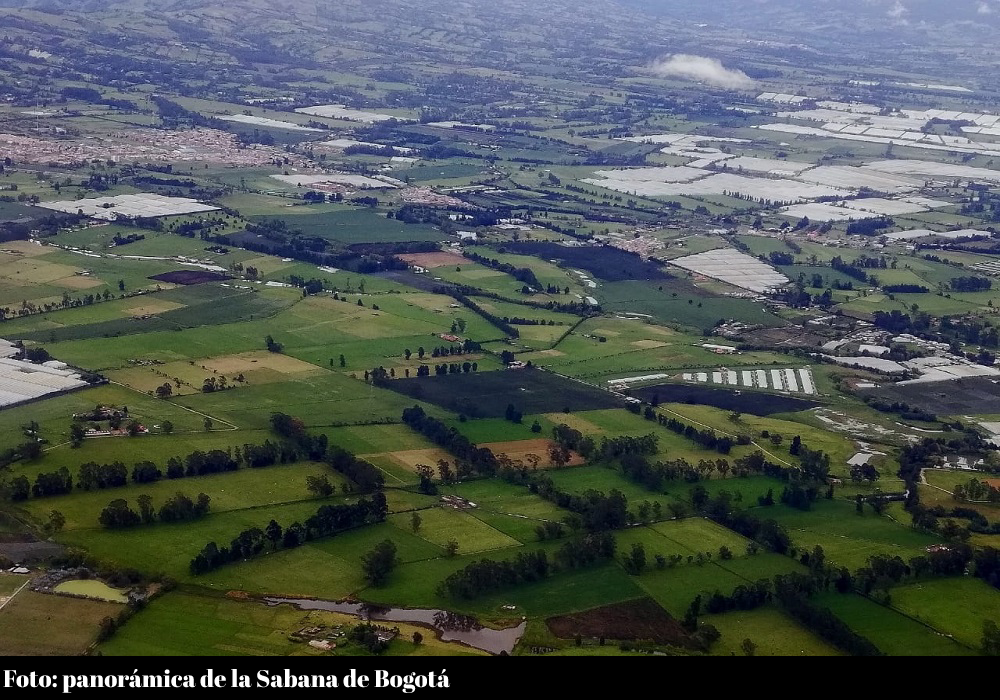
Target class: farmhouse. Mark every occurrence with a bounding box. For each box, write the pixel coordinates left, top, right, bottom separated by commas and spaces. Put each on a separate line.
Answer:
701, 343, 738, 354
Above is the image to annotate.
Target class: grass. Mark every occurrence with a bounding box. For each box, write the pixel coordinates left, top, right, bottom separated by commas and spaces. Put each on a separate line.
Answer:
0, 383, 218, 456
648, 518, 749, 555
388, 506, 520, 554
546, 465, 675, 513
890, 577, 1000, 649
99, 589, 484, 656
763, 500, 941, 570
54, 579, 129, 603
632, 562, 745, 615
815, 592, 972, 656
54, 492, 433, 581
0, 574, 30, 596
704, 606, 843, 656
0, 590, 121, 656
598, 280, 785, 331
367, 555, 647, 620
15, 461, 345, 531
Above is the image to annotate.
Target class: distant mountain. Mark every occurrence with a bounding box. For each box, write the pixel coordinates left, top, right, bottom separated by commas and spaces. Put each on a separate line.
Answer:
623, 0, 1000, 31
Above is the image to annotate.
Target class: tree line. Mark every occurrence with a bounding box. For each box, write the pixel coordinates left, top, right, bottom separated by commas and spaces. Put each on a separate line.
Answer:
438, 532, 615, 599
189, 492, 388, 575
99, 491, 211, 529
401, 406, 499, 479
271, 412, 384, 492
6, 440, 308, 502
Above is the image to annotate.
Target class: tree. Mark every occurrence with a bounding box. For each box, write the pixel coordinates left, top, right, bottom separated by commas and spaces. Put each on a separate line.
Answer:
741, 638, 757, 657
265, 335, 283, 353
70, 422, 86, 448
99, 499, 141, 528
306, 474, 334, 497
265, 519, 283, 549
360, 539, 398, 586
203, 416, 213, 431
339, 354, 346, 368
118, 279, 125, 292
531, 420, 542, 433
624, 542, 646, 575
161, 421, 174, 434
415, 464, 437, 495
445, 539, 460, 557
155, 382, 173, 399
47, 510, 65, 534
412, 631, 423, 646
9, 476, 29, 502
137, 494, 155, 524
410, 511, 422, 534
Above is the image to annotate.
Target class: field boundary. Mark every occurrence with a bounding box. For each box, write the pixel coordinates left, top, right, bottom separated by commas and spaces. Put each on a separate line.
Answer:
0, 578, 30, 613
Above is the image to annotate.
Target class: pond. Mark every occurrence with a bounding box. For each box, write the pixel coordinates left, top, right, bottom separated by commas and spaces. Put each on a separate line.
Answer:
54, 579, 128, 603
263, 597, 525, 654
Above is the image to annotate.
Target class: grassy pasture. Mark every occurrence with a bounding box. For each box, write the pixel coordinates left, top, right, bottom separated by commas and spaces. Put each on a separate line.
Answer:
763, 500, 941, 570
890, 577, 1000, 649
598, 280, 785, 331
15, 461, 344, 531
705, 606, 842, 656
98, 589, 484, 656
0, 590, 121, 656
0, 383, 217, 455
388, 506, 520, 554
545, 465, 676, 513
0, 573, 29, 596
56, 493, 436, 583
816, 593, 972, 656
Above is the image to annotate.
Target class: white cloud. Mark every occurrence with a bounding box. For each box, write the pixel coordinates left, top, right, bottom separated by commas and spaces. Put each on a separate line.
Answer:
887, 1, 908, 18
978, 1, 993, 14
649, 54, 754, 90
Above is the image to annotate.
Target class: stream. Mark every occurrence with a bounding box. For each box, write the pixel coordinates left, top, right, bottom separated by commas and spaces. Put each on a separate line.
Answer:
263, 597, 526, 654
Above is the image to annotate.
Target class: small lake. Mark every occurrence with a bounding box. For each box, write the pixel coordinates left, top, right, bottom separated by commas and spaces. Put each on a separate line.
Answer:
54, 579, 128, 603
263, 597, 525, 654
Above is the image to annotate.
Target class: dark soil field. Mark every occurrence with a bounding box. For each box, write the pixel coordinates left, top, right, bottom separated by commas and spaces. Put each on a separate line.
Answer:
149, 270, 231, 285
385, 367, 625, 417
862, 376, 1000, 415
15, 288, 292, 343
247, 210, 444, 245
632, 383, 820, 416
546, 597, 693, 646
499, 242, 672, 282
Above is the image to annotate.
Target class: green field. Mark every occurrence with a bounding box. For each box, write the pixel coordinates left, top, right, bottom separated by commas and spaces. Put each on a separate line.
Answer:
890, 578, 1000, 649
98, 589, 484, 656
763, 500, 941, 570
705, 606, 843, 656
598, 280, 785, 332
388, 506, 520, 554
816, 593, 972, 656
0, 590, 121, 656
15, 461, 344, 531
